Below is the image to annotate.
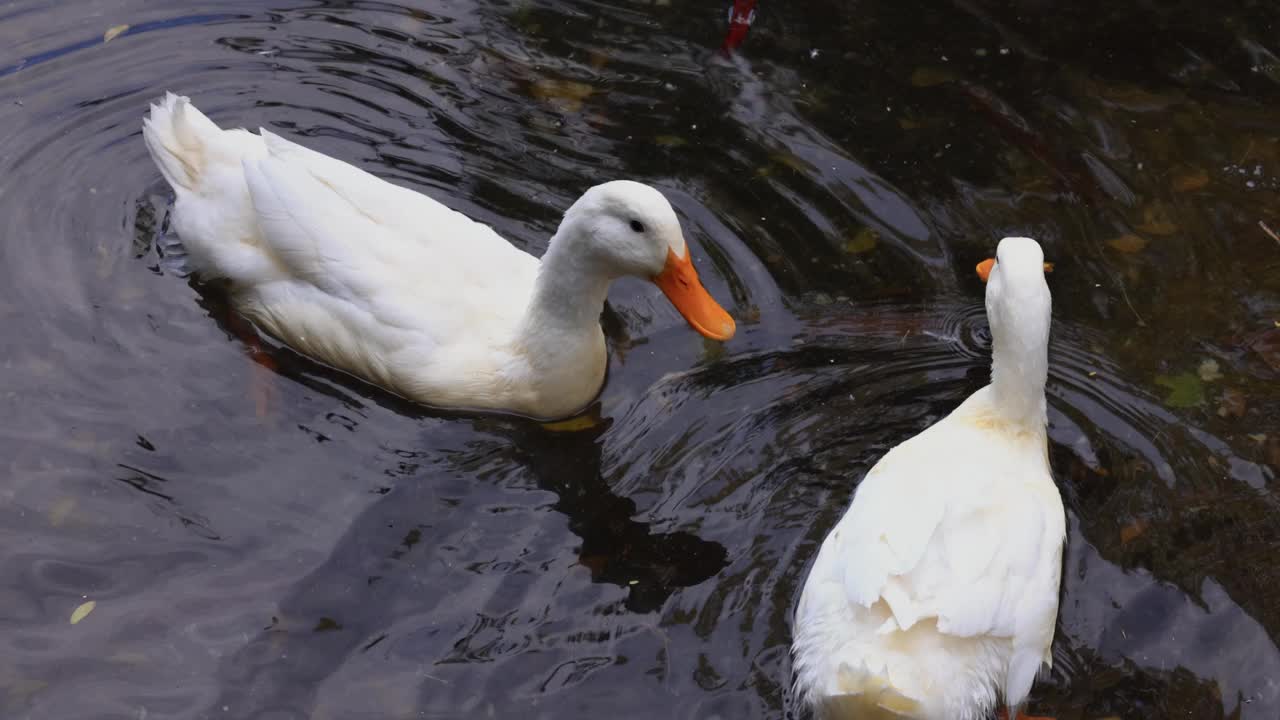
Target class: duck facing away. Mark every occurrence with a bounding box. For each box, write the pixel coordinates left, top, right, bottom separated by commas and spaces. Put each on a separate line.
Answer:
792, 237, 1064, 720
142, 93, 735, 419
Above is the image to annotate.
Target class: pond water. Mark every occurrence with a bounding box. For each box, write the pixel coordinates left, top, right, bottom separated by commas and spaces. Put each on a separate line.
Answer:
2, 1, 1279, 718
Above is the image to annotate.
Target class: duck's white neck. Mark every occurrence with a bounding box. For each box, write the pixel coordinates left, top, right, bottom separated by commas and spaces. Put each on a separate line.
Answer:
517, 229, 611, 373
987, 309, 1050, 429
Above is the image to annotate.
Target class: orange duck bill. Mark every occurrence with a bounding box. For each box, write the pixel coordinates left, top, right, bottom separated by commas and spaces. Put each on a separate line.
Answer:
652, 248, 736, 341
975, 257, 1055, 283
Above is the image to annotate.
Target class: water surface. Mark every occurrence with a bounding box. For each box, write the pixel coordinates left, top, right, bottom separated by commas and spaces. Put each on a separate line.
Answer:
1, 1, 1279, 718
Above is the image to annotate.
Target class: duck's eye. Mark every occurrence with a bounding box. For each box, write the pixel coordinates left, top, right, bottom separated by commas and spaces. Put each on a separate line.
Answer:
629, 220, 645, 233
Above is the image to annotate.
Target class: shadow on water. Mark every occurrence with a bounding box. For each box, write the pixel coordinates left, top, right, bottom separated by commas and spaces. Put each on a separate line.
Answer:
0, 0, 1279, 719
209, 420, 728, 718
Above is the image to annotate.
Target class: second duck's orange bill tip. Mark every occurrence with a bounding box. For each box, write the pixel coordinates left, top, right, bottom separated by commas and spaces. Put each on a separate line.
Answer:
653, 248, 736, 341
975, 258, 995, 283
975, 258, 1055, 283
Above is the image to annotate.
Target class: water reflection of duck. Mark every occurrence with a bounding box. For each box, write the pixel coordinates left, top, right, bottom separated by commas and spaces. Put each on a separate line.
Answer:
209, 419, 727, 715
141, 93, 734, 420
793, 237, 1064, 720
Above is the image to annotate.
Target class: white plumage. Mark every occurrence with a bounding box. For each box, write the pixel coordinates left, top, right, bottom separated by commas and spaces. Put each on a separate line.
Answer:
793, 237, 1065, 720
141, 93, 734, 419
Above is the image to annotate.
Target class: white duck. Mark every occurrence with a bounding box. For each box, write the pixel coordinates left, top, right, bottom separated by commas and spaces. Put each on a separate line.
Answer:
141, 93, 735, 419
792, 237, 1064, 720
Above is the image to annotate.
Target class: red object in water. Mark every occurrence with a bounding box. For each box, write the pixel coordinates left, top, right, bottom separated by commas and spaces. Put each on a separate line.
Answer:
720, 0, 757, 55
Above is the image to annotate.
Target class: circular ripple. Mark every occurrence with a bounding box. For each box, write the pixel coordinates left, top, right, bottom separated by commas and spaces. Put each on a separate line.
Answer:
929, 301, 993, 361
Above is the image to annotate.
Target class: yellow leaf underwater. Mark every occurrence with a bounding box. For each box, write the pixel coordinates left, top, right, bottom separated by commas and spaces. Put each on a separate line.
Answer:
1171, 168, 1209, 192
530, 79, 594, 113
1136, 202, 1178, 236
541, 414, 604, 432
1107, 234, 1149, 254
1119, 518, 1149, 546
70, 600, 96, 625
768, 151, 811, 175
910, 67, 955, 88
842, 228, 879, 255
48, 497, 76, 528
103, 24, 129, 44
587, 48, 610, 70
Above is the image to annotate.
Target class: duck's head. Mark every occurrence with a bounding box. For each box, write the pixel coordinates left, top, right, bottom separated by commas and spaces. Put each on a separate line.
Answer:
975, 238, 1052, 421
559, 181, 736, 341
976, 236, 1051, 344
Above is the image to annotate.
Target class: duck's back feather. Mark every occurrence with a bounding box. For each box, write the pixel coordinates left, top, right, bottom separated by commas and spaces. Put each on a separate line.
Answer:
793, 388, 1065, 719
143, 93, 542, 379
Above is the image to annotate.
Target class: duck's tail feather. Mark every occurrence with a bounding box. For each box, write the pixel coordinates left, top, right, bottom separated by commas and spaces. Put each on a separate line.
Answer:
142, 92, 222, 192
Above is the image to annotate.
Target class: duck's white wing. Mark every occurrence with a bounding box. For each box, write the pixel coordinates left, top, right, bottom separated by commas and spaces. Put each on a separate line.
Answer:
241, 134, 539, 339
256, 131, 514, 250
826, 421, 1065, 706
252, 131, 537, 297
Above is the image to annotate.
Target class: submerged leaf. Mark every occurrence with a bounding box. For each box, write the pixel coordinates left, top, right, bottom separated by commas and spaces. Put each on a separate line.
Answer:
1217, 387, 1246, 418
103, 24, 129, 44
1171, 168, 1209, 192
5, 677, 48, 705
1136, 202, 1179, 235
1107, 233, 1148, 254
1093, 81, 1182, 112
910, 67, 955, 87
842, 228, 879, 255
1120, 518, 1150, 545
541, 415, 603, 432
770, 151, 810, 174
1155, 372, 1204, 408
49, 497, 76, 528
587, 48, 610, 70
529, 79, 594, 113
1246, 327, 1280, 371
70, 600, 96, 625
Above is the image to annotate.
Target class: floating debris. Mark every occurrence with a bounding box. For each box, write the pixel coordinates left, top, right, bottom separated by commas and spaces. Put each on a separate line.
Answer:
70, 600, 96, 625
1171, 167, 1209, 192
1107, 233, 1148, 254
1260, 220, 1280, 246
842, 228, 879, 255
103, 24, 129, 44
1155, 372, 1204, 408
1197, 359, 1222, 382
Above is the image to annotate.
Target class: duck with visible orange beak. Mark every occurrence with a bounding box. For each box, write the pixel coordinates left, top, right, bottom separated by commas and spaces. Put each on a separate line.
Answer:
143, 95, 734, 420
793, 237, 1063, 720
976, 256, 1053, 283
508, 179, 738, 418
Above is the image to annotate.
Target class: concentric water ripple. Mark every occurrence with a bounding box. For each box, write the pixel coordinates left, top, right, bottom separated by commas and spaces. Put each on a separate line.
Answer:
1, 1, 1279, 719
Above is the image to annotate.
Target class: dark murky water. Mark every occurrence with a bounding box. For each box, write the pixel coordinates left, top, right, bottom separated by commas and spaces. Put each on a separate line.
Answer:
2, 1, 1279, 718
